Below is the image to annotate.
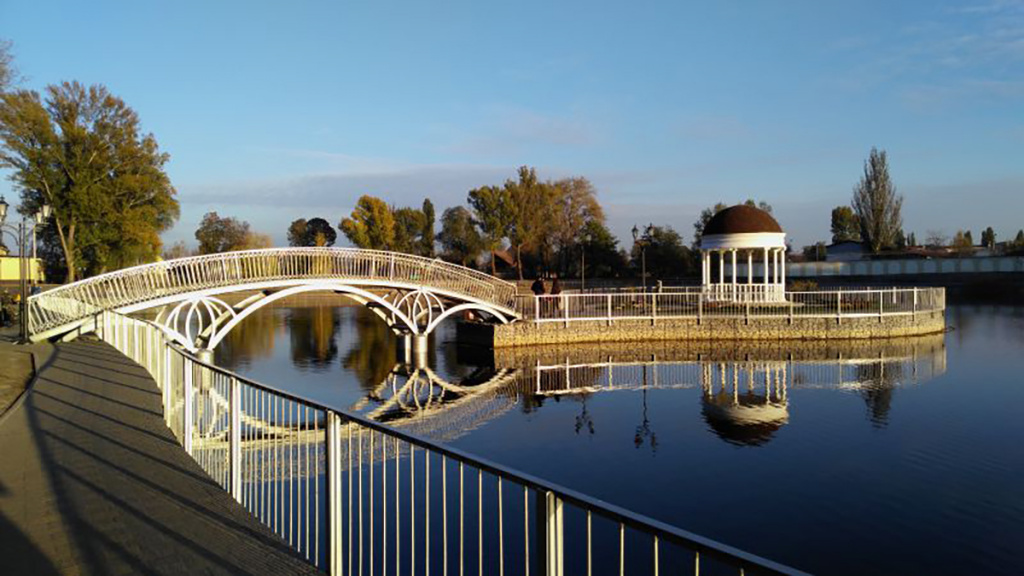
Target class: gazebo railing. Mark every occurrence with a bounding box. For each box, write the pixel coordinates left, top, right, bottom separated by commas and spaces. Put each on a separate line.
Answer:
517, 287, 944, 323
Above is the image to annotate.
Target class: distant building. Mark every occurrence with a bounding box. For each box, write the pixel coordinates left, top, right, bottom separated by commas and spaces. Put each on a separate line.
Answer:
826, 241, 867, 262
0, 256, 46, 282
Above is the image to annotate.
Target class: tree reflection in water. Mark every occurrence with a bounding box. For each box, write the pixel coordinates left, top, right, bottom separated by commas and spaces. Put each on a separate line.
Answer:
288, 304, 340, 371
499, 335, 947, 447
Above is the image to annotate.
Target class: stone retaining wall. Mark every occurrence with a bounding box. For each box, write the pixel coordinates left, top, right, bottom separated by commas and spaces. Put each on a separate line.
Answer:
474, 310, 946, 347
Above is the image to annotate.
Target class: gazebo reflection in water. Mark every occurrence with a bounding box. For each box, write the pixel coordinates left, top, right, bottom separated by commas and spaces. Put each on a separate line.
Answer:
510, 335, 947, 446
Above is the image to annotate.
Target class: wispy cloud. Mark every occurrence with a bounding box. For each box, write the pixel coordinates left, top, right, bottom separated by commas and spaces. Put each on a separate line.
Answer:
441, 105, 602, 156
834, 1, 1024, 107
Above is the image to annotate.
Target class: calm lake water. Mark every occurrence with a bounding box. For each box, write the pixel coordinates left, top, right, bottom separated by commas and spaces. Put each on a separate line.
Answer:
214, 298, 1024, 575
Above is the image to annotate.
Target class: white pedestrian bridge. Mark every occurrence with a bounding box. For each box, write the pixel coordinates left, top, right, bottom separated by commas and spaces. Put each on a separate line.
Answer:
27, 248, 519, 351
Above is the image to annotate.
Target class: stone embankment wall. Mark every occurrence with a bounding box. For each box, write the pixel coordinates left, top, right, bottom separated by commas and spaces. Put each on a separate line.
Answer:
467, 310, 946, 348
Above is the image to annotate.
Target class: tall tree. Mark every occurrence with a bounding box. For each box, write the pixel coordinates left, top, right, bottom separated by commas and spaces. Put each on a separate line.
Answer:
438, 206, 483, 267
287, 218, 308, 247
288, 217, 336, 247
392, 206, 426, 254
0, 39, 20, 93
981, 227, 996, 249
952, 230, 973, 256
830, 206, 861, 243
1016, 230, 1024, 247
420, 199, 436, 257
0, 81, 178, 280
195, 212, 252, 254
506, 166, 556, 279
339, 195, 396, 250
551, 176, 605, 273
852, 147, 903, 253
466, 184, 512, 274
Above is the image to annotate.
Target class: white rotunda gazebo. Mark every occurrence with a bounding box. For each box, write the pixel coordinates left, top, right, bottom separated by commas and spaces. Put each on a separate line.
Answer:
699, 205, 787, 303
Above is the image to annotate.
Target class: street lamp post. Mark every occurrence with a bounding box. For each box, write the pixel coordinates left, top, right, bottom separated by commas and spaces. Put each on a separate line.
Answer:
632, 224, 651, 292
0, 196, 52, 343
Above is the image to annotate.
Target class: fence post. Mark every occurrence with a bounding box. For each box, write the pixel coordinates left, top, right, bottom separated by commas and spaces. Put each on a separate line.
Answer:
163, 346, 172, 424
229, 376, 242, 502
697, 291, 703, 325
543, 490, 564, 576
183, 359, 194, 455
878, 290, 884, 322
534, 296, 540, 322
836, 291, 842, 325
327, 411, 342, 575
607, 294, 613, 325
651, 293, 657, 326
563, 295, 569, 328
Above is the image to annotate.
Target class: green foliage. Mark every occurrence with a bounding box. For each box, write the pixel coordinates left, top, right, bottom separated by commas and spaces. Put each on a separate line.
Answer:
420, 199, 435, 257
439, 206, 483, 266
830, 206, 861, 243
632, 225, 692, 280
952, 230, 973, 256
0, 39, 18, 93
339, 195, 396, 250
981, 227, 996, 250
577, 220, 626, 278
287, 219, 308, 247
288, 217, 336, 247
195, 212, 269, 253
392, 207, 427, 254
0, 81, 179, 281
852, 147, 903, 253
802, 242, 827, 262
692, 202, 729, 248
907, 232, 917, 247
1016, 230, 1024, 246
466, 184, 513, 273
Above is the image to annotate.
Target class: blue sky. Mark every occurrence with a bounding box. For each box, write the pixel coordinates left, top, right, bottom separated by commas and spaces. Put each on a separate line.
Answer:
2, 0, 1022, 249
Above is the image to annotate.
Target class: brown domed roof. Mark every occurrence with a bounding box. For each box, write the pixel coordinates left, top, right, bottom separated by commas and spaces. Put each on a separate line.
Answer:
702, 205, 783, 236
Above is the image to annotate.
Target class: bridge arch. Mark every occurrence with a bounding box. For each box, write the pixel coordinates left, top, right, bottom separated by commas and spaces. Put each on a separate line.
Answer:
27, 248, 519, 343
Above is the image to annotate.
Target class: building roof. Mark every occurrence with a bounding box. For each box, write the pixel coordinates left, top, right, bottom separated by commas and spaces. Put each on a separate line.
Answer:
702, 205, 783, 236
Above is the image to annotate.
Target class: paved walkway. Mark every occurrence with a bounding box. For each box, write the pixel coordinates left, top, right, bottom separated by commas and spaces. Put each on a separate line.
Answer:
0, 339, 322, 575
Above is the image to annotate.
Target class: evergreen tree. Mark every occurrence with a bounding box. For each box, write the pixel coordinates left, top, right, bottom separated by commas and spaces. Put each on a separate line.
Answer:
852, 147, 903, 252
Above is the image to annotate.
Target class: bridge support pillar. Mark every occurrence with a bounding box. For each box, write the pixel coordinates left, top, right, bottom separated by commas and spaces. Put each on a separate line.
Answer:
398, 334, 430, 369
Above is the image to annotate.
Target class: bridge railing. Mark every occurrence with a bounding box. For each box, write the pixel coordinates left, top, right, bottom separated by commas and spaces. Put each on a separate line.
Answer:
98, 310, 807, 576
28, 248, 518, 336
516, 286, 945, 323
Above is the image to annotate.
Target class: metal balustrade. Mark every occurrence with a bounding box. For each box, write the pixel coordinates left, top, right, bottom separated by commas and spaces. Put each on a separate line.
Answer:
98, 310, 808, 575
27, 248, 518, 337
517, 287, 945, 324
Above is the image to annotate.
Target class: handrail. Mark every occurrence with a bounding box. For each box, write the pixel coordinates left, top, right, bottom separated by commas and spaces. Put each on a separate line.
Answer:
27, 248, 518, 335
100, 310, 810, 575
516, 286, 945, 323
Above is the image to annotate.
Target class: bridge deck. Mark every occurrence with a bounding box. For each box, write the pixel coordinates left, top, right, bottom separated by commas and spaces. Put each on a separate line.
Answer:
0, 340, 321, 575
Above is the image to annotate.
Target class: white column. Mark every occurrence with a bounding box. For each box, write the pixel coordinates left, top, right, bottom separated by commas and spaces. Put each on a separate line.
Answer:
773, 249, 779, 284
747, 250, 753, 284
701, 252, 707, 286
718, 251, 724, 285
763, 247, 769, 285
780, 248, 786, 287
731, 250, 737, 286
